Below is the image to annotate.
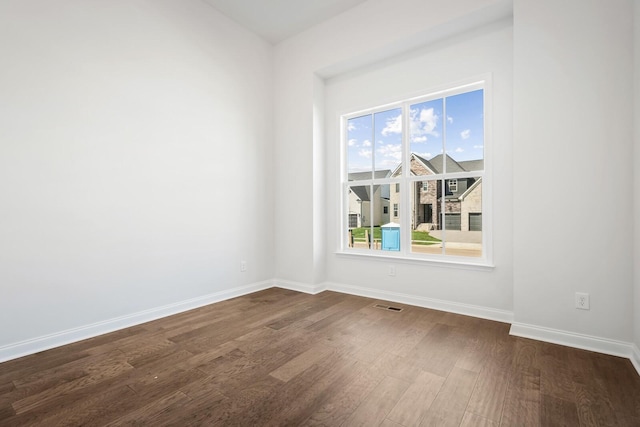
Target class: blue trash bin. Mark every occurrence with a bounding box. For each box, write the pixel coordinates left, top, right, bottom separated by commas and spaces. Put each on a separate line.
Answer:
381, 222, 400, 251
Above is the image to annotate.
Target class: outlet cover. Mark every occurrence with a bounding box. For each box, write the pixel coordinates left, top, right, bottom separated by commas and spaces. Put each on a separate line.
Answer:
575, 292, 590, 310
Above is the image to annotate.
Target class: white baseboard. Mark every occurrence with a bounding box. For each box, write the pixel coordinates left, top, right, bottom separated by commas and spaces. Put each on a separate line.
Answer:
323, 281, 514, 323
631, 344, 640, 376
0, 280, 274, 364
273, 279, 327, 295
3, 278, 638, 379
509, 322, 633, 360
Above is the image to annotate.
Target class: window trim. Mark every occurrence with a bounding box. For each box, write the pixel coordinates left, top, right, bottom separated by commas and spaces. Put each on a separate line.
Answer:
338, 76, 493, 267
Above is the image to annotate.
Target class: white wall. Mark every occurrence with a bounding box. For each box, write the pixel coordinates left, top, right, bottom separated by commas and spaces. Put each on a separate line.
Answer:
0, 0, 273, 350
513, 0, 635, 342
634, 0, 640, 356
324, 20, 513, 314
274, 0, 512, 286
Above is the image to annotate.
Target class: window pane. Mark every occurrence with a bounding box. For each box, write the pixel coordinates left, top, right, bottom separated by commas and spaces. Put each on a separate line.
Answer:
445, 89, 484, 171
374, 108, 402, 177
376, 183, 400, 252
443, 176, 482, 257
410, 98, 443, 177
347, 115, 373, 180
347, 185, 372, 249
371, 184, 392, 251
410, 180, 442, 255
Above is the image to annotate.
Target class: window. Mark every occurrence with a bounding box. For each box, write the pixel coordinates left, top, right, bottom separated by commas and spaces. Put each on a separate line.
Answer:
342, 80, 487, 262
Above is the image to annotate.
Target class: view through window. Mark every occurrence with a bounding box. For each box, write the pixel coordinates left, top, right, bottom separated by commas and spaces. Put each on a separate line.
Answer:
343, 81, 486, 261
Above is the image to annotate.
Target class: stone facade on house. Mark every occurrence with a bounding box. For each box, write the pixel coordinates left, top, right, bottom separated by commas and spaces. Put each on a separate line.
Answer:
389, 154, 483, 231
460, 179, 482, 232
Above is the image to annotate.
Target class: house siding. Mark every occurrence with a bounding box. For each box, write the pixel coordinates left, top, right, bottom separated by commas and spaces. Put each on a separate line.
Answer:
460, 181, 482, 231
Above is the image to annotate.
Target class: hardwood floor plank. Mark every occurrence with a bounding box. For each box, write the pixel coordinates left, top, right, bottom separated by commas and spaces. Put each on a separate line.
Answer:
170, 376, 280, 426
590, 353, 640, 425
386, 370, 445, 426
343, 375, 410, 427
0, 350, 91, 386
1, 290, 639, 426
103, 390, 192, 426
380, 419, 404, 427
540, 393, 580, 427
564, 348, 619, 426
269, 344, 335, 382
466, 359, 512, 423
539, 342, 576, 403
407, 323, 468, 377
274, 357, 367, 426
500, 366, 541, 427
455, 320, 508, 373
419, 366, 478, 427
301, 365, 384, 426
11, 350, 133, 415
460, 411, 498, 427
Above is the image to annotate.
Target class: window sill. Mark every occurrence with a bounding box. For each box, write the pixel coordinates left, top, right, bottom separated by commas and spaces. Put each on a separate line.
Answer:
334, 249, 495, 271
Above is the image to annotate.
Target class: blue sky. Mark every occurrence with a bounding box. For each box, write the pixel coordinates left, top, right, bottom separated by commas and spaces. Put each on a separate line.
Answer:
347, 89, 484, 174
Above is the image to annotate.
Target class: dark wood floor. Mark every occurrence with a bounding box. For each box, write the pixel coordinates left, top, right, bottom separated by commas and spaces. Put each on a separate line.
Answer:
1, 288, 639, 426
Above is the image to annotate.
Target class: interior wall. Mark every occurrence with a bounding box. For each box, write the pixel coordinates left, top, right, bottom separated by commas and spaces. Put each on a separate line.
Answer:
513, 0, 634, 342
323, 20, 513, 314
273, 0, 510, 285
0, 0, 274, 349
634, 0, 640, 354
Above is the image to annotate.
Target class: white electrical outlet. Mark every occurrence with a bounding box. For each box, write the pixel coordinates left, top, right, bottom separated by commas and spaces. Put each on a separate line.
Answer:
240, 261, 247, 272
575, 292, 590, 310
388, 265, 396, 277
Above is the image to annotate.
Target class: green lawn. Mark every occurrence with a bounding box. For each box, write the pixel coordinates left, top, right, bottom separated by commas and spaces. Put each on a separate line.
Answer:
349, 226, 440, 245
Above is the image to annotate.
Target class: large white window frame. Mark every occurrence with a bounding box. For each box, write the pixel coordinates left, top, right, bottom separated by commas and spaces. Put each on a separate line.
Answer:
339, 78, 492, 267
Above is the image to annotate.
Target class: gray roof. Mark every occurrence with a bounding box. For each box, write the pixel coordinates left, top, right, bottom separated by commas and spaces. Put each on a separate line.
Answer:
350, 186, 371, 201
415, 154, 483, 174
458, 159, 484, 172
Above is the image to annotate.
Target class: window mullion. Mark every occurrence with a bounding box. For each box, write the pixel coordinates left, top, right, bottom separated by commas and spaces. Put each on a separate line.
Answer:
402, 102, 411, 256
441, 97, 448, 255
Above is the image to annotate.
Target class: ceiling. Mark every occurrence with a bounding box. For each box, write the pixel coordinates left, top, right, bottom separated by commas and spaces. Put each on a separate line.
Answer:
202, 0, 368, 44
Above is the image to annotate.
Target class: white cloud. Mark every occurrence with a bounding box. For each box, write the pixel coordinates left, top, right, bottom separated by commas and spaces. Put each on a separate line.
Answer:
348, 139, 357, 147
410, 107, 439, 140
377, 158, 402, 169
377, 144, 402, 161
447, 116, 453, 124
347, 122, 356, 132
416, 152, 432, 159
461, 129, 471, 140
381, 114, 402, 136
455, 147, 464, 153
358, 149, 372, 159
473, 144, 484, 149
412, 136, 428, 143
362, 139, 372, 147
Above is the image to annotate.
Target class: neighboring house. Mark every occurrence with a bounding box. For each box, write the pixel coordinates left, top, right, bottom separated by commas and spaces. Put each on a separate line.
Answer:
390, 154, 483, 231
347, 170, 391, 228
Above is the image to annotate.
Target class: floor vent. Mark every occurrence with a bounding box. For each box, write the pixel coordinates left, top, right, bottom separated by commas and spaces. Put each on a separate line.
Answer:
374, 304, 404, 312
